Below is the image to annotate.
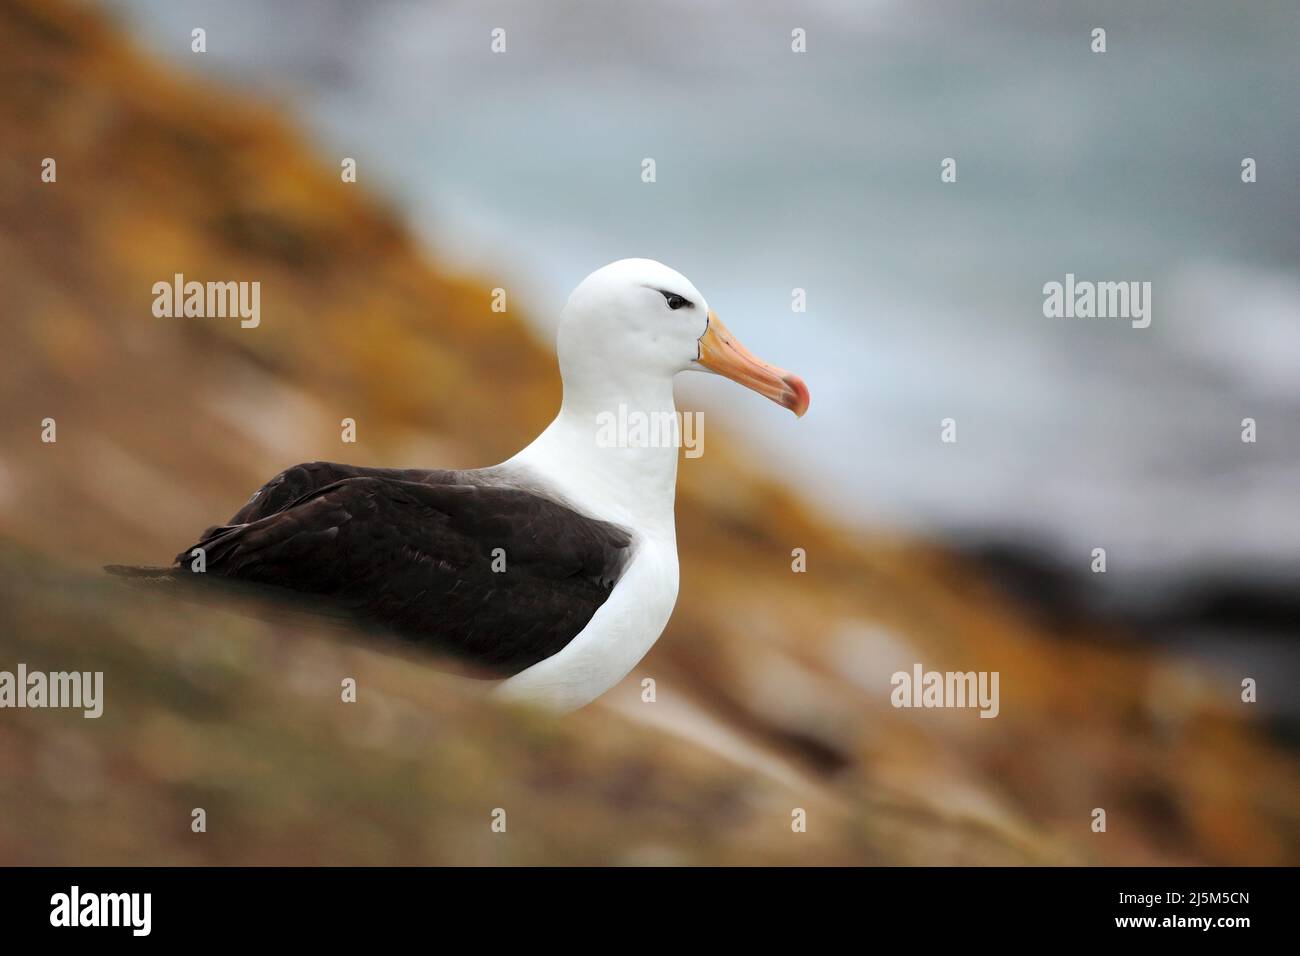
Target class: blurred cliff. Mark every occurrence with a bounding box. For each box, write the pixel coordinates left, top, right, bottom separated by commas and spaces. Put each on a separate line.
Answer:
0, 0, 1296, 865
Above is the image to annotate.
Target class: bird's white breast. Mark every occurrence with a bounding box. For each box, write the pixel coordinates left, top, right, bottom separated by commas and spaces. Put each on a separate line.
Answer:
495, 536, 678, 712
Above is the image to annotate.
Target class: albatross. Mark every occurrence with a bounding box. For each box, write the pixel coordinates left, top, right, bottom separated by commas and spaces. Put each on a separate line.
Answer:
109, 259, 809, 711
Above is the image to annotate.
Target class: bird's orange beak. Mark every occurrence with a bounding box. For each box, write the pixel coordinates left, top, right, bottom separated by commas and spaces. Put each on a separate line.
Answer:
696, 311, 809, 417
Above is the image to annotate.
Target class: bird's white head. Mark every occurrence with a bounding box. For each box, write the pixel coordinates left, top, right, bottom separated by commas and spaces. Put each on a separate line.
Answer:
556, 258, 809, 416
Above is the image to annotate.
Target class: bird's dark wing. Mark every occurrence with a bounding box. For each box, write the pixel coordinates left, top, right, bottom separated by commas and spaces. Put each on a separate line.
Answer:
221, 461, 438, 527
177, 472, 633, 676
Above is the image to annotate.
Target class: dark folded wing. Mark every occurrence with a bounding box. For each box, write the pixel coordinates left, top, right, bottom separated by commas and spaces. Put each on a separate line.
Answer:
178, 471, 633, 675
222, 461, 439, 526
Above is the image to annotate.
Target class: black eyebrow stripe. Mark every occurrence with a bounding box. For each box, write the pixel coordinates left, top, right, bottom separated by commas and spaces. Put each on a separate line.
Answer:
646, 286, 696, 308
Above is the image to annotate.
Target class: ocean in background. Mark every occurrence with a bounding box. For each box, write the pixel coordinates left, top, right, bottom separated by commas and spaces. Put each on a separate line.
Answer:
99, 0, 1300, 627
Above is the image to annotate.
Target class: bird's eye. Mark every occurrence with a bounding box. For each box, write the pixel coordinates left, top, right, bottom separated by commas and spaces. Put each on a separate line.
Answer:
660, 291, 692, 311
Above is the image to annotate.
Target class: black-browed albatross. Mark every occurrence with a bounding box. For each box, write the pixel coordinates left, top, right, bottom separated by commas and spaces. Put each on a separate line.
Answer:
109, 259, 809, 711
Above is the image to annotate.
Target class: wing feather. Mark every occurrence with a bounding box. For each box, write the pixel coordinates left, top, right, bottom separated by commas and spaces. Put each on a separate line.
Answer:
177, 465, 633, 675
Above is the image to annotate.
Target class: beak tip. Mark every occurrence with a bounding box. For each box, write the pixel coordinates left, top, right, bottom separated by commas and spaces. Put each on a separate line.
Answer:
698, 312, 809, 418
783, 374, 810, 418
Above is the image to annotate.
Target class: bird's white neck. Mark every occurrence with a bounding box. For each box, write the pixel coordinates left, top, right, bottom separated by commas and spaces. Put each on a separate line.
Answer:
507, 372, 681, 538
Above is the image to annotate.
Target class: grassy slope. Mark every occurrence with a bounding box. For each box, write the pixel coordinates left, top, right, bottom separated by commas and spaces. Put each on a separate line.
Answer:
0, 0, 1295, 864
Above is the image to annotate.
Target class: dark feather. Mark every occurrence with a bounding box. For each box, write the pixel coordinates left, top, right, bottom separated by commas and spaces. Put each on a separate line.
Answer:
163, 462, 633, 676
